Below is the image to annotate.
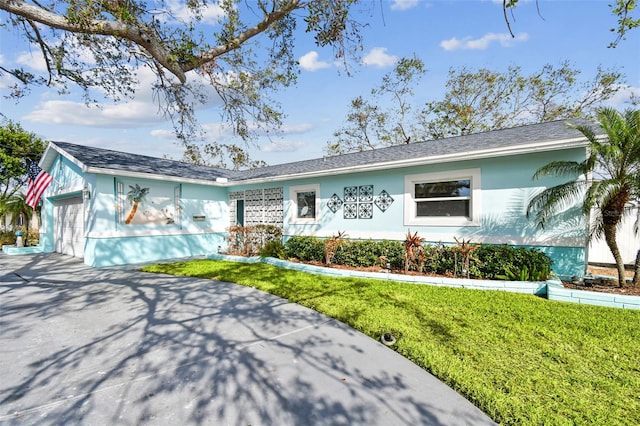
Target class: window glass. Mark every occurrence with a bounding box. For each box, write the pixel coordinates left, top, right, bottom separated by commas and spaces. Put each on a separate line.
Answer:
236, 199, 245, 226
414, 178, 471, 219
416, 200, 470, 217
296, 191, 316, 218
404, 169, 480, 226
116, 181, 125, 224
415, 180, 470, 199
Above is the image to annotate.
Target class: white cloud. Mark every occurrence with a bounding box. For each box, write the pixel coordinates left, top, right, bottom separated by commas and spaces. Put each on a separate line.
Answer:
16, 51, 48, 73
440, 32, 529, 51
15, 40, 98, 74
298, 51, 332, 71
261, 139, 306, 153
21, 62, 228, 130
362, 47, 398, 68
390, 0, 419, 11
166, 0, 225, 25
25, 100, 164, 127
281, 123, 314, 134
149, 129, 177, 140
602, 85, 640, 108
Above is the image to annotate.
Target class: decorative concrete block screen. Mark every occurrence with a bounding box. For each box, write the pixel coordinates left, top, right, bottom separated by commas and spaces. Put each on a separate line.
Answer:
229, 188, 283, 228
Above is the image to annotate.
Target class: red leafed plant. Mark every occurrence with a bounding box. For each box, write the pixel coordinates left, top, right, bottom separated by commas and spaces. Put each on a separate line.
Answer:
404, 230, 425, 272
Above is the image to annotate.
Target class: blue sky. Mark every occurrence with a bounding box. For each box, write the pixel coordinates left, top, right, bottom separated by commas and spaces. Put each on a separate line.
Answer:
1, 0, 639, 166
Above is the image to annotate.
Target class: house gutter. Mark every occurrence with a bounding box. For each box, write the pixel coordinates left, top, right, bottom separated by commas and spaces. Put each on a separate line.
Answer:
81, 167, 229, 187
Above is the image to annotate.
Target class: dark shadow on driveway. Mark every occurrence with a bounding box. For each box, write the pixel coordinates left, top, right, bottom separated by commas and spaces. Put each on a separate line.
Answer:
0, 253, 496, 425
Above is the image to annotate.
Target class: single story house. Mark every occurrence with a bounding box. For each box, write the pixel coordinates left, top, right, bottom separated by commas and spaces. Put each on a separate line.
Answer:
35, 119, 600, 277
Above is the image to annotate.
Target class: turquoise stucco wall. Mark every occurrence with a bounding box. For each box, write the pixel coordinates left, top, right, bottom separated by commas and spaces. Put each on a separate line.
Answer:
39, 154, 85, 253
241, 148, 588, 278
40, 155, 231, 267
85, 232, 227, 267
84, 176, 229, 267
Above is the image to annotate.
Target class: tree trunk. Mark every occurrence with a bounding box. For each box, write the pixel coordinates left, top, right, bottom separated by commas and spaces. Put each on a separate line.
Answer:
125, 201, 139, 225
24, 224, 29, 247
633, 249, 639, 287
604, 223, 626, 287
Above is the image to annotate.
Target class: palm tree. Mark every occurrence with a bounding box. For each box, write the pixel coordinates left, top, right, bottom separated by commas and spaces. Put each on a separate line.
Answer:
0, 192, 35, 244
631, 172, 640, 285
527, 108, 640, 287
125, 184, 150, 225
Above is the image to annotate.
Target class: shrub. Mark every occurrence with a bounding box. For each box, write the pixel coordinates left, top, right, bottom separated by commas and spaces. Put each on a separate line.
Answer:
0, 230, 16, 245
333, 239, 405, 269
475, 244, 553, 281
25, 227, 39, 246
228, 225, 283, 256
421, 244, 455, 275
284, 236, 325, 262
259, 240, 287, 259
282, 235, 553, 282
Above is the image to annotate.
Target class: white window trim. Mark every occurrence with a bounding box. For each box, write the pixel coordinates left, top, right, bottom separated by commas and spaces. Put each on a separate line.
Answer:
404, 168, 481, 226
289, 184, 321, 224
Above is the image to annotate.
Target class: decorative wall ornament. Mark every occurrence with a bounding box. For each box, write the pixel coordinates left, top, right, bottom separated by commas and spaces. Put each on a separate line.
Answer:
344, 203, 358, 219
344, 186, 358, 203
358, 185, 373, 202
358, 203, 373, 219
374, 190, 394, 212
328, 193, 343, 213
341, 185, 392, 218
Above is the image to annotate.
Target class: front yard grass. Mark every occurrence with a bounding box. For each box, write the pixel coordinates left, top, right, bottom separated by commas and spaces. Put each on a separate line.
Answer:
142, 259, 640, 425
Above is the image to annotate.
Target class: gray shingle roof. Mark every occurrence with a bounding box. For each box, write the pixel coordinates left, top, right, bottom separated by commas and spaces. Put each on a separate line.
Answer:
52, 141, 241, 181
50, 119, 600, 184
236, 118, 598, 180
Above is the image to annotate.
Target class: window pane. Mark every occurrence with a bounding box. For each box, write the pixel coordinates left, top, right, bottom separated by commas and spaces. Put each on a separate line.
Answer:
416, 200, 469, 217
236, 199, 245, 226
415, 179, 470, 199
297, 191, 315, 218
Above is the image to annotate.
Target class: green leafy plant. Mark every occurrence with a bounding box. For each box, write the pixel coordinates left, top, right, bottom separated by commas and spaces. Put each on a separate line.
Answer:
282, 235, 552, 282
332, 239, 405, 269
475, 245, 552, 281
0, 230, 17, 245
284, 235, 325, 262
259, 240, 287, 259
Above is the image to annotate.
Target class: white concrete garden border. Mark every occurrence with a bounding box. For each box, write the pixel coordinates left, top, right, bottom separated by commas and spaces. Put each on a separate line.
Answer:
207, 253, 639, 311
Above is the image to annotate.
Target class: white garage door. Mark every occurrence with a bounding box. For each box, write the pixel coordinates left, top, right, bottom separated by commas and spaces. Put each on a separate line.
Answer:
54, 197, 85, 258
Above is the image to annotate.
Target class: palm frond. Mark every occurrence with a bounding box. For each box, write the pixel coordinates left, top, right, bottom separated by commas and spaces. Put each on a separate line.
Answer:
526, 180, 588, 229
532, 160, 587, 181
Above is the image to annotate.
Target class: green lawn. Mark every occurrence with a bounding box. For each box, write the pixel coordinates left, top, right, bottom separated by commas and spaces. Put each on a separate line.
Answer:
142, 259, 640, 425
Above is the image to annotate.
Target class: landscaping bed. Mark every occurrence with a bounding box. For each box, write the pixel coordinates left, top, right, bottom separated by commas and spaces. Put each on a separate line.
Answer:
566, 265, 639, 295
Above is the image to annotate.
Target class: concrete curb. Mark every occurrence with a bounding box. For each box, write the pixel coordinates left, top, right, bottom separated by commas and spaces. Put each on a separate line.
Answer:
206, 254, 640, 310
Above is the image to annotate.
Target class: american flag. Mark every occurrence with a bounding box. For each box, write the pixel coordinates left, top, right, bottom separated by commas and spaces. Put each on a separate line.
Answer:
26, 160, 53, 209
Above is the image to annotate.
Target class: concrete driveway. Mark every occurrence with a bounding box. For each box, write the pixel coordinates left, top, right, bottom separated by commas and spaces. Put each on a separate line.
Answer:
1, 253, 496, 425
